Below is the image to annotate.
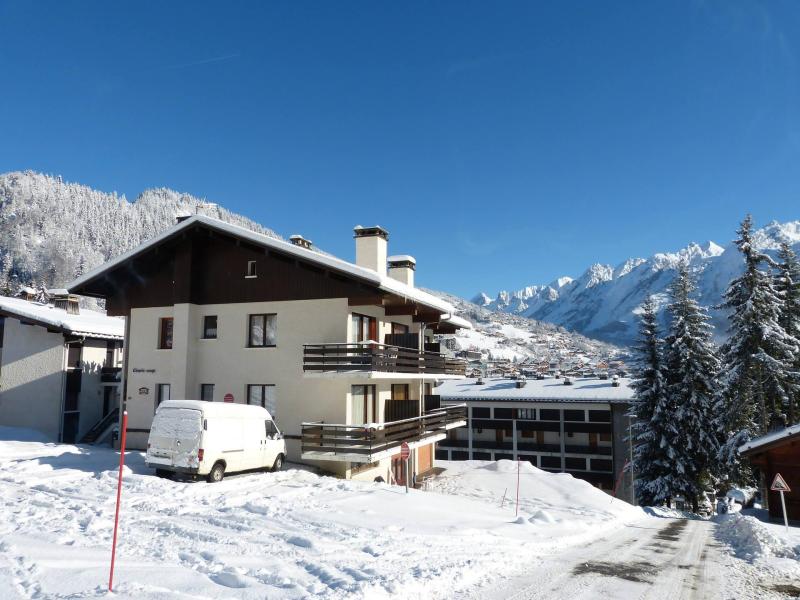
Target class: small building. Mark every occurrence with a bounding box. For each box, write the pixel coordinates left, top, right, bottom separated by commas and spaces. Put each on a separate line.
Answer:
0, 293, 124, 443
739, 425, 800, 524
434, 376, 635, 502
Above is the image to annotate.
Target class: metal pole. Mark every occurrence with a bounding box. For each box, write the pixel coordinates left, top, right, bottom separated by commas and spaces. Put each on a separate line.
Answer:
516, 458, 520, 517
108, 410, 128, 592
405, 456, 409, 494
780, 491, 789, 535
629, 416, 636, 505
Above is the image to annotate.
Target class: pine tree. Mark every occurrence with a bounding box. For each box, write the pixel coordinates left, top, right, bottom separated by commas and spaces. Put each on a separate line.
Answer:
629, 295, 671, 506
775, 242, 800, 424
716, 216, 800, 483
661, 265, 720, 511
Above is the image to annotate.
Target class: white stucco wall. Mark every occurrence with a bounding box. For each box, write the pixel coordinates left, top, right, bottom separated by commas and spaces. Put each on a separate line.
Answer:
0, 318, 65, 439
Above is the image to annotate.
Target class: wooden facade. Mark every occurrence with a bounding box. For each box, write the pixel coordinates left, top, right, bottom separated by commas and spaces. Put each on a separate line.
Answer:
741, 429, 800, 524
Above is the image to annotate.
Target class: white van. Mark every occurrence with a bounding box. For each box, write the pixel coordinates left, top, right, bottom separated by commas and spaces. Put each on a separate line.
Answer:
145, 400, 286, 482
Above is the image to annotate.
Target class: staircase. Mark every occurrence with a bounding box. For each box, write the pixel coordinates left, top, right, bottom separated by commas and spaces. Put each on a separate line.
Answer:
80, 408, 119, 444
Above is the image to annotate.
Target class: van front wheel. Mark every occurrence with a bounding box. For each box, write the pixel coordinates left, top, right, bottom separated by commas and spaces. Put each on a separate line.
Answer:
272, 454, 284, 472
207, 462, 225, 483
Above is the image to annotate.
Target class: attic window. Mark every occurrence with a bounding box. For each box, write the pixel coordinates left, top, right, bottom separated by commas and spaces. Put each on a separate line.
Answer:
246, 260, 257, 278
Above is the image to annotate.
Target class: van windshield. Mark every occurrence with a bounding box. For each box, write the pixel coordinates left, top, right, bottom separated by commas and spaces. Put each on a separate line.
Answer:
152, 408, 202, 438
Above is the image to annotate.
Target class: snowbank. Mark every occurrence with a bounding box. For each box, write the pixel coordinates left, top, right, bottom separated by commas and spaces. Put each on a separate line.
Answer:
0, 437, 650, 599
715, 513, 799, 562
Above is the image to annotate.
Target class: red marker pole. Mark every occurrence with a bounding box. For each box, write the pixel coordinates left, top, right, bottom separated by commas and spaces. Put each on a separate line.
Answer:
108, 410, 128, 592
516, 458, 521, 517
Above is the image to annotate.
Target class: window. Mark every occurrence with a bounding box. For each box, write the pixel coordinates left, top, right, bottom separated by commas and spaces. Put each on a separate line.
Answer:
246, 260, 257, 278
471, 407, 490, 419
248, 314, 277, 347
564, 409, 585, 422
565, 457, 586, 470
67, 342, 83, 369
590, 459, 613, 472
540, 456, 561, 469
599, 432, 612, 443
156, 384, 170, 410
248, 384, 276, 417
159, 317, 173, 349
265, 419, 279, 439
540, 409, 560, 421
517, 408, 535, 420
391, 322, 409, 335
589, 410, 611, 423
494, 408, 514, 420
202, 315, 218, 339
352, 385, 377, 424
200, 384, 214, 402
521, 430, 534, 438
0, 316, 5, 348
350, 313, 377, 343
391, 384, 409, 401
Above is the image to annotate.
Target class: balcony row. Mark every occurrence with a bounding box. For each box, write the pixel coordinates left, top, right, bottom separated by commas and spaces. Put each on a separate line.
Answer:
303, 343, 467, 378
438, 438, 613, 456
301, 404, 467, 463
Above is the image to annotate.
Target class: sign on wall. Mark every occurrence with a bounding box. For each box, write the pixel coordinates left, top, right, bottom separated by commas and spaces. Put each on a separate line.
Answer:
224, 393, 234, 403
138, 387, 149, 395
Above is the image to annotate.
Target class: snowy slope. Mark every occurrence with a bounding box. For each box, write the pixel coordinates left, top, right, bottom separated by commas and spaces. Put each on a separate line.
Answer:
476, 223, 800, 345
0, 428, 648, 599
425, 288, 620, 363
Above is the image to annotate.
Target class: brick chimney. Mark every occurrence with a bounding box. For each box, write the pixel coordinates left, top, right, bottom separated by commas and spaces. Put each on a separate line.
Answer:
353, 226, 388, 276
387, 255, 416, 287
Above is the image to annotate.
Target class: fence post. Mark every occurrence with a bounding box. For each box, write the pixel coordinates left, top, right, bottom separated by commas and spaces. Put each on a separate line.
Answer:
108, 410, 128, 592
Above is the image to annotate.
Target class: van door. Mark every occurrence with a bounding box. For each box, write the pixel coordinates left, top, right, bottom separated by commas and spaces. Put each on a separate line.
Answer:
262, 419, 280, 468
149, 408, 203, 469
242, 419, 265, 470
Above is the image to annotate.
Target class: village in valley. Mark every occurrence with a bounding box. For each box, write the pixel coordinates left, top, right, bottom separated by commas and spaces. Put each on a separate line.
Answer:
1, 3, 800, 600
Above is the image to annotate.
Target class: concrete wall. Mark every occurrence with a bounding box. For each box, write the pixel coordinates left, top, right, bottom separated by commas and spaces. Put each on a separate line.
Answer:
0, 318, 64, 439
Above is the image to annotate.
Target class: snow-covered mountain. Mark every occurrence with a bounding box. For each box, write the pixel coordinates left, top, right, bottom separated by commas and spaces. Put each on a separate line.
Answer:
476, 227, 800, 346
0, 171, 282, 292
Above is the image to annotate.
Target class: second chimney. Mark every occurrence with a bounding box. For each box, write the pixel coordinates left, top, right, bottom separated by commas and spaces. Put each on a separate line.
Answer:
289, 234, 313, 250
353, 225, 389, 275
387, 255, 416, 287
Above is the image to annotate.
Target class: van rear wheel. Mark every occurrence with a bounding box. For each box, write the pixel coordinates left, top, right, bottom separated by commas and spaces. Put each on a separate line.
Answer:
207, 462, 225, 483
272, 454, 284, 472
155, 469, 171, 479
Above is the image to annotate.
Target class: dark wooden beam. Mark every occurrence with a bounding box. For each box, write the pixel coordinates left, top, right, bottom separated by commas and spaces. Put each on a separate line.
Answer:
348, 296, 385, 307
385, 305, 418, 316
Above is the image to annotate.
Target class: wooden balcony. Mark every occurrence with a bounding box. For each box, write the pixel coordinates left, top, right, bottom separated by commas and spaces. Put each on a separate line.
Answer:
302, 343, 467, 378
301, 404, 467, 463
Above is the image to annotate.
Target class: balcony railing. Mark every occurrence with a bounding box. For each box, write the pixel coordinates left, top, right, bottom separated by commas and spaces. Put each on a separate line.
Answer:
301, 404, 467, 462
303, 343, 467, 376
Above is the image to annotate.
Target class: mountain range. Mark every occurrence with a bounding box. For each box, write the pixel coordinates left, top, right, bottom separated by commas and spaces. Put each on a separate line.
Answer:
473, 223, 800, 345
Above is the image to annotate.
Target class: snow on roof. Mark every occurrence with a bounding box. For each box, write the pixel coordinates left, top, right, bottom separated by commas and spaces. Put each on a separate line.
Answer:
440, 314, 473, 330
68, 215, 461, 319
438, 376, 635, 403
0, 296, 124, 339
738, 424, 800, 454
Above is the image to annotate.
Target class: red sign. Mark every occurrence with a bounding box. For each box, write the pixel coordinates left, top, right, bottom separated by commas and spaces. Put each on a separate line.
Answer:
223, 393, 234, 403
400, 442, 410, 461
771, 473, 791, 493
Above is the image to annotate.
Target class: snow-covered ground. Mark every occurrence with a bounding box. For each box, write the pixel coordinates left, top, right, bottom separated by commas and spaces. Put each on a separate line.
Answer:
0, 429, 644, 599
0, 428, 797, 599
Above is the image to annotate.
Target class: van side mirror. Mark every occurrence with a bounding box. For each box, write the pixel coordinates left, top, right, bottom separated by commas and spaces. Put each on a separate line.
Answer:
276, 432, 283, 440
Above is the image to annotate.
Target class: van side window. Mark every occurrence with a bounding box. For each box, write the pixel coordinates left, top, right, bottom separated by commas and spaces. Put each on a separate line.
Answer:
265, 420, 278, 439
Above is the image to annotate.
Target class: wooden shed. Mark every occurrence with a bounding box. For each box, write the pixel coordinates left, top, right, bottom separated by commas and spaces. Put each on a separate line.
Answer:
739, 424, 800, 524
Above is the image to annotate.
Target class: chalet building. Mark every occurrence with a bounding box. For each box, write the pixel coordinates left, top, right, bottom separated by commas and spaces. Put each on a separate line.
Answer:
435, 376, 635, 502
0, 293, 124, 443
68, 216, 470, 483
739, 425, 800, 524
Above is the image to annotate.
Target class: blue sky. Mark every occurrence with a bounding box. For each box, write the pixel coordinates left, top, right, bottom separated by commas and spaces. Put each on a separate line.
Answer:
1, 2, 799, 298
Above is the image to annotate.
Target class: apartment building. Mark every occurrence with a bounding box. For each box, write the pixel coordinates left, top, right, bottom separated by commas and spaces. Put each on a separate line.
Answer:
68, 216, 469, 483
435, 376, 635, 502
0, 293, 124, 443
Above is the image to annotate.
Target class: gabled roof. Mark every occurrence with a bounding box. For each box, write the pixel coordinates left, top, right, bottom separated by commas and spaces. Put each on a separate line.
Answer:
739, 424, 800, 455
0, 295, 124, 340
438, 376, 634, 403
68, 215, 468, 324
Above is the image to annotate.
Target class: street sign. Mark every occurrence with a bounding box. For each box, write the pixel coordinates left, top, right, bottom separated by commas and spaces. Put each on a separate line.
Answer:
400, 442, 410, 461
771, 473, 791, 492
770, 473, 791, 534
223, 393, 234, 403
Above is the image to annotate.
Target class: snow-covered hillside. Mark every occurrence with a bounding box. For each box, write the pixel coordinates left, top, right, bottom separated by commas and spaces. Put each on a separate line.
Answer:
0, 429, 644, 599
0, 171, 281, 293
475, 223, 800, 345
426, 288, 620, 364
